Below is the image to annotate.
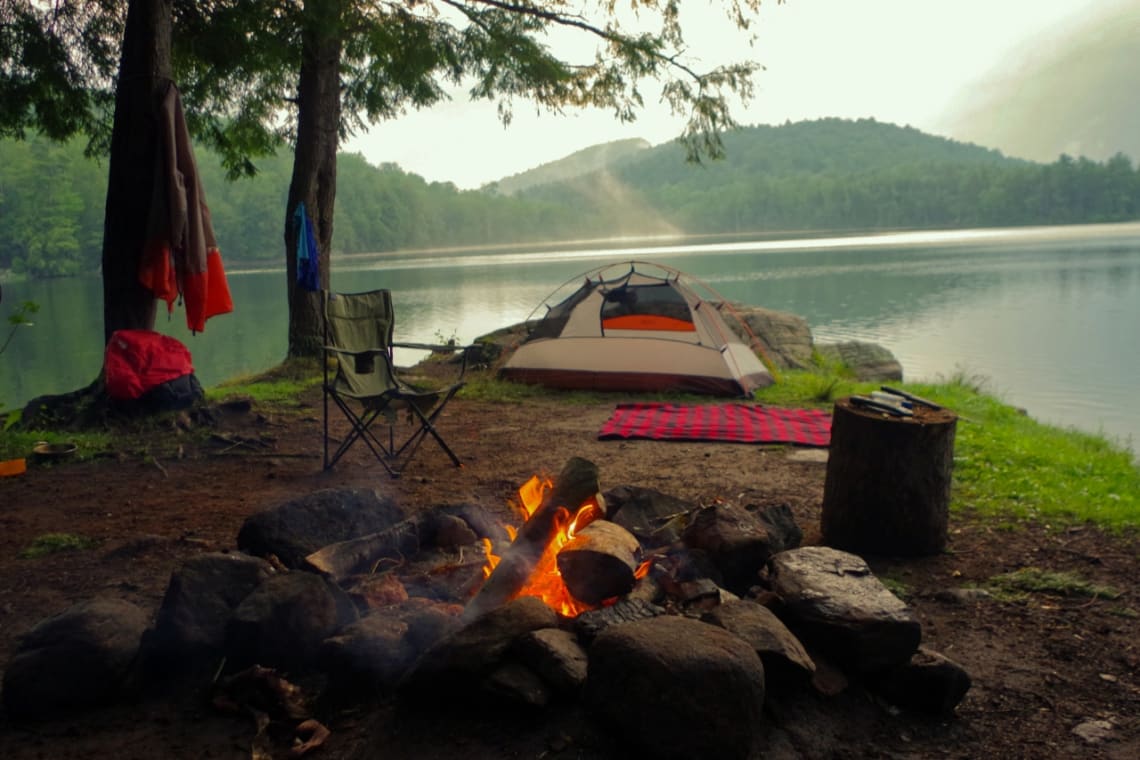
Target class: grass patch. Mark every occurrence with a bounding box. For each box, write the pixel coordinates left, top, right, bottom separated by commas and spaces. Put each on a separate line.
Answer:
0, 430, 110, 463
986, 567, 1121, 601
754, 370, 862, 407
457, 375, 553, 402
760, 367, 1140, 532
913, 378, 1140, 531
459, 375, 724, 406
877, 574, 912, 601
20, 532, 100, 559
206, 357, 322, 409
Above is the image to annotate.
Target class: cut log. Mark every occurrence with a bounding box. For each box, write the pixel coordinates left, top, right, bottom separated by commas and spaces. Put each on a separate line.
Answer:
821, 396, 957, 556
556, 520, 641, 605
462, 457, 602, 622
303, 518, 421, 581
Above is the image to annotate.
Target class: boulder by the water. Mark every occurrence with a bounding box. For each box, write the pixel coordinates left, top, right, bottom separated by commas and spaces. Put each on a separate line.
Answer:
734, 305, 815, 370
815, 341, 904, 382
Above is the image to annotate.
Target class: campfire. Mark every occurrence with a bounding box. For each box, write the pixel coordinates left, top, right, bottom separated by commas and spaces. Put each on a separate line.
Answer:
468, 457, 649, 621
6, 449, 975, 760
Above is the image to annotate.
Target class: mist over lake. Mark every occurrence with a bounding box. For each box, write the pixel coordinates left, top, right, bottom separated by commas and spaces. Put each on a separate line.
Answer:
3, 222, 1138, 455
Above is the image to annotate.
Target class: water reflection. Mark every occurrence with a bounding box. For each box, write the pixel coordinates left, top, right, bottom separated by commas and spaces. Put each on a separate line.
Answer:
3, 223, 1139, 454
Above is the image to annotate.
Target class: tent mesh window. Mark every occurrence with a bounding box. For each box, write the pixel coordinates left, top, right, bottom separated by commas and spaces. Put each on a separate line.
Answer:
527, 282, 597, 341
600, 283, 695, 333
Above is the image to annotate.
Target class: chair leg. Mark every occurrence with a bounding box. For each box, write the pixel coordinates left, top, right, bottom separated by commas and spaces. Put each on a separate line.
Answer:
325, 395, 398, 477
392, 385, 465, 470
324, 386, 464, 479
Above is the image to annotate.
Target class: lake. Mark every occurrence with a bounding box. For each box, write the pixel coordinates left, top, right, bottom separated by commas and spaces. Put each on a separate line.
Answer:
3, 222, 1139, 456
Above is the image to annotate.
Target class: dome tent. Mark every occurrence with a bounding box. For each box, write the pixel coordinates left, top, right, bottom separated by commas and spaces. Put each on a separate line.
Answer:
500, 261, 774, 397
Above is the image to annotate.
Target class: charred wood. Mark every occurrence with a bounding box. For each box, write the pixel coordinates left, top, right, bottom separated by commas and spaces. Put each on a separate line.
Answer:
303, 518, 421, 581
463, 457, 602, 622
556, 520, 641, 605
574, 598, 665, 644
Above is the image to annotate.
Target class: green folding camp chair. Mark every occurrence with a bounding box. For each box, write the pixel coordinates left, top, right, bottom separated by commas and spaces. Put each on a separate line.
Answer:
322, 289, 468, 477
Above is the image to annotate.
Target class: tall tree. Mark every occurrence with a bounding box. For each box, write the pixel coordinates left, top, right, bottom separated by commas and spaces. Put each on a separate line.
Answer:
101, 0, 171, 342
176, 0, 768, 356
2, 0, 181, 341
4, 0, 770, 358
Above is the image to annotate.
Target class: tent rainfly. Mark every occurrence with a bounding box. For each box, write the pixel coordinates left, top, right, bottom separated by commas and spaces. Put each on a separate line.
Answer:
500, 261, 774, 397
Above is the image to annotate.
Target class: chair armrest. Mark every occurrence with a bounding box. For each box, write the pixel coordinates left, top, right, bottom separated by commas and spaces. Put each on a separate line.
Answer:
392, 341, 464, 354
391, 342, 477, 380
323, 345, 389, 357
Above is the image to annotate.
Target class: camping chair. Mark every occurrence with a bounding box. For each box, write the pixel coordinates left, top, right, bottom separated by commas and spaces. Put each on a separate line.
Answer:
322, 289, 468, 477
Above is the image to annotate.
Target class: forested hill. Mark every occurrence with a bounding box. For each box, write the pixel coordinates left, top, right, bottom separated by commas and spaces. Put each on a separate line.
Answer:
2, 118, 1139, 279
525, 118, 1139, 234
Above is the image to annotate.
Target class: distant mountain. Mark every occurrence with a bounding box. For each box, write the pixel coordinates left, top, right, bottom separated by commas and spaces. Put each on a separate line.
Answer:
935, 0, 1140, 163
5, 118, 1136, 280
607, 118, 1016, 188
486, 138, 651, 195
515, 118, 1135, 235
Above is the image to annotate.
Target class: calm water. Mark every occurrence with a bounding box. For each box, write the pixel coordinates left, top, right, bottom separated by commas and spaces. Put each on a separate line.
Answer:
3, 222, 1139, 455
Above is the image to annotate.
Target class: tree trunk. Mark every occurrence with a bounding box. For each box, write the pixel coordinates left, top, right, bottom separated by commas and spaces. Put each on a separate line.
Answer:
285, 0, 342, 358
101, 0, 172, 344
821, 397, 958, 556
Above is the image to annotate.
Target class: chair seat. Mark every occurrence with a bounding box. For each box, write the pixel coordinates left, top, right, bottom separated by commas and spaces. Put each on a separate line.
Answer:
321, 289, 469, 477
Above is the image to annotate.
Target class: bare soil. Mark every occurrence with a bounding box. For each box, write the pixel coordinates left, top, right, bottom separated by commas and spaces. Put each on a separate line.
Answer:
0, 383, 1138, 759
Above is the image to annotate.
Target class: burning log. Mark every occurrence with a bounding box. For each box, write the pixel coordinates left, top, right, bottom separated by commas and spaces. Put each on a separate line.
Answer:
463, 457, 602, 622
556, 521, 641, 605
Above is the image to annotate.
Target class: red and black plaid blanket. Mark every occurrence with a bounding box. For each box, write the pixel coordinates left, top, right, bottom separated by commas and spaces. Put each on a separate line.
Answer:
597, 402, 832, 446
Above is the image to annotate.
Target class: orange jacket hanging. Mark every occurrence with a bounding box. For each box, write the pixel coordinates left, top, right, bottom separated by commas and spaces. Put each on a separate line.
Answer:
138, 81, 234, 333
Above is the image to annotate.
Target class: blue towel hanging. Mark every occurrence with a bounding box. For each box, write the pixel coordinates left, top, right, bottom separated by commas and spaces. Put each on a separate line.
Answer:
294, 202, 321, 292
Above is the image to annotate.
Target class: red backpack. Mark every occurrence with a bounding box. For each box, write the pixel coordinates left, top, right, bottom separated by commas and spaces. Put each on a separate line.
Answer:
104, 330, 195, 401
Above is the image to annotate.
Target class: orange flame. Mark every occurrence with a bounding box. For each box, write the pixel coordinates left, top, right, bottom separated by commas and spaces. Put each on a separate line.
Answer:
484, 474, 605, 617
516, 474, 552, 520
481, 537, 500, 580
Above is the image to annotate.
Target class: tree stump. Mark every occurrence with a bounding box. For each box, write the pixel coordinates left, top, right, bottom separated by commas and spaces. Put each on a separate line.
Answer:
821, 397, 957, 556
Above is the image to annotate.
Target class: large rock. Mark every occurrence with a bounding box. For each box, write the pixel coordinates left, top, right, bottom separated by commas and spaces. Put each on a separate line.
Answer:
867, 646, 972, 715
320, 599, 464, 694
765, 546, 921, 673
585, 615, 766, 760
2, 598, 150, 720
237, 488, 407, 568
400, 596, 558, 700
514, 627, 589, 696
150, 551, 277, 656
753, 502, 804, 554
701, 599, 816, 685
604, 484, 696, 548
815, 341, 903, 382
225, 571, 359, 671
682, 504, 786, 593
735, 305, 815, 370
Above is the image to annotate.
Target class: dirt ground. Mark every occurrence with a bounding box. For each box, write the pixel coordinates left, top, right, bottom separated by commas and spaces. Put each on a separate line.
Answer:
0, 382, 1138, 759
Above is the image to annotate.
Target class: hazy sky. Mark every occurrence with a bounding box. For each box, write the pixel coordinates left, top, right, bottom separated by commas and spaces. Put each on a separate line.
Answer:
343, 0, 1107, 189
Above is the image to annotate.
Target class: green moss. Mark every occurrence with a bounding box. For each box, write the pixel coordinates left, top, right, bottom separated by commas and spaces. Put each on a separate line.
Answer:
986, 568, 1121, 600
20, 533, 100, 559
